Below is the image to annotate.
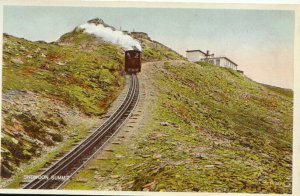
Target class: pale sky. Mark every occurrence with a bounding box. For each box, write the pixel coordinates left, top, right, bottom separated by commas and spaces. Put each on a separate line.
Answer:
3, 6, 294, 89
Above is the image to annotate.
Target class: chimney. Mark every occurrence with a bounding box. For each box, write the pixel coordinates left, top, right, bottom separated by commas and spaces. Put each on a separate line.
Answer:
207, 50, 210, 55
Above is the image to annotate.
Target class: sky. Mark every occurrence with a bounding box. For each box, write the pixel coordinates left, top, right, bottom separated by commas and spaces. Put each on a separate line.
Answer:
3, 6, 295, 89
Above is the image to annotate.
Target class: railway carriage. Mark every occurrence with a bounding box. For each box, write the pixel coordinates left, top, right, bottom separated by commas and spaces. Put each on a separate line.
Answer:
125, 50, 141, 73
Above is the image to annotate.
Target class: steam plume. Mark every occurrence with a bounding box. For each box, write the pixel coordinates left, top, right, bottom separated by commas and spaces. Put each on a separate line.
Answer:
79, 23, 142, 51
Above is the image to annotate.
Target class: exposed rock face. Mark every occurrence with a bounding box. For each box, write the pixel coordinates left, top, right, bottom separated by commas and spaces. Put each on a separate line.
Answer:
87, 18, 116, 30
1, 90, 72, 178
130, 32, 151, 40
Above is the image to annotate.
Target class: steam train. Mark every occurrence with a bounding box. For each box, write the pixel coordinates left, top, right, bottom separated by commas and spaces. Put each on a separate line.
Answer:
124, 50, 141, 74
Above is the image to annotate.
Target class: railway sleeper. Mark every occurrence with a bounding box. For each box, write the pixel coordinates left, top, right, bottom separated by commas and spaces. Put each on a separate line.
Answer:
23, 75, 139, 189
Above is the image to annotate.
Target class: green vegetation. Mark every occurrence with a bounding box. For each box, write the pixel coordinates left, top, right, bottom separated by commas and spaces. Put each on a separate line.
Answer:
58, 28, 97, 45
1, 31, 125, 183
130, 33, 185, 62
142, 45, 183, 62
260, 83, 293, 98
6, 122, 98, 188
3, 33, 124, 115
65, 61, 293, 193
2, 23, 293, 193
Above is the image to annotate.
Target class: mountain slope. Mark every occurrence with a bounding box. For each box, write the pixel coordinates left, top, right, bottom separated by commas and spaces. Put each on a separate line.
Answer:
1, 18, 293, 193
1, 31, 125, 183
64, 60, 293, 193
1, 19, 186, 187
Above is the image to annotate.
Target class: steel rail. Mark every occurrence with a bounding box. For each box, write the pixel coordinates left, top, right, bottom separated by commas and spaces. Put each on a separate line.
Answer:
23, 77, 131, 189
36, 75, 138, 189
56, 74, 140, 189
24, 74, 137, 189
23, 74, 139, 189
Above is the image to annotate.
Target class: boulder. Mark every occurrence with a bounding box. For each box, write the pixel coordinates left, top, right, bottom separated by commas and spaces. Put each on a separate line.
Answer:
160, 122, 170, 126
11, 57, 24, 65
1, 164, 12, 178
49, 132, 63, 142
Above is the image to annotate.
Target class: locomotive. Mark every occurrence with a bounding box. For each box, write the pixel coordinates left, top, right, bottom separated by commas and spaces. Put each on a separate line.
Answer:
124, 50, 141, 74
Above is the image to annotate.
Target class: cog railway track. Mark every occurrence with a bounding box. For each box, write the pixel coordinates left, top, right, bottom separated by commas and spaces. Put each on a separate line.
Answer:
23, 74, 139, 189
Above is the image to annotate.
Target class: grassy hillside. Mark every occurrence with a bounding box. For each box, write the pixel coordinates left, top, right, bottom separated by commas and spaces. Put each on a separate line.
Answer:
3, 33, 124, 115
64, 61, 293, 193
130, 32, 185, 62
1, 32, 125, 182
1, 23, 187, 186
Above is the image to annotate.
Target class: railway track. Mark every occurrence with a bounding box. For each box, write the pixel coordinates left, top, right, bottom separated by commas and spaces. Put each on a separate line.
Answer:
23, 74, 139, 189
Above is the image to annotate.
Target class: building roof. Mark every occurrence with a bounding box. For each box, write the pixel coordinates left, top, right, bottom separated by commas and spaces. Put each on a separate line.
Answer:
204, 56, 238, 66
186, 49, 207, 55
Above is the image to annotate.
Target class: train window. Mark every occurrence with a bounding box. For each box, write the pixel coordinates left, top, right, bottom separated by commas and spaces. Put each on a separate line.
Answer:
127, 53, 131, 59
134, 53, 139, 58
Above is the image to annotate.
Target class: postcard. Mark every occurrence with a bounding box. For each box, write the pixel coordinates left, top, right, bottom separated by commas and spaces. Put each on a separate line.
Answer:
0, 0, 299, 195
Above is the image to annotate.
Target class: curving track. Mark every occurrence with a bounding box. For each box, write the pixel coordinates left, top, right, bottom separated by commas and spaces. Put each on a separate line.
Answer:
23, 74, 139, 189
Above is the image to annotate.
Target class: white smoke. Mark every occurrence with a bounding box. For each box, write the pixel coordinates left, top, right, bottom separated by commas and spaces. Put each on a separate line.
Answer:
79, 23, 141, 51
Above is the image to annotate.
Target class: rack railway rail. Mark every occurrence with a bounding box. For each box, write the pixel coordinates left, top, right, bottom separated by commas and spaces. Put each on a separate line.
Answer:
23, 74, 139, 189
